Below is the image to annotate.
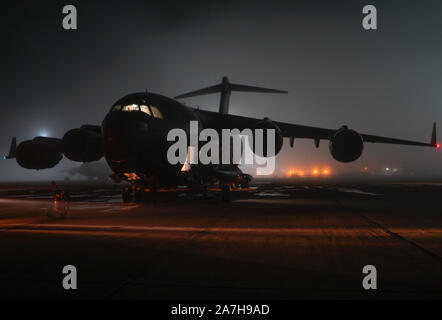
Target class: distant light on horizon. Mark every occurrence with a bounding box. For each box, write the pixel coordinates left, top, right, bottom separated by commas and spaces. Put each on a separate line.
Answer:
39, 131, 50, 137
286, 167, 331, 178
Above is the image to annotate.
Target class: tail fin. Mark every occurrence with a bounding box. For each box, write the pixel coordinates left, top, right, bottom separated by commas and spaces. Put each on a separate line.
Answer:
4, 137, 16, 159
175, 77, 288, 114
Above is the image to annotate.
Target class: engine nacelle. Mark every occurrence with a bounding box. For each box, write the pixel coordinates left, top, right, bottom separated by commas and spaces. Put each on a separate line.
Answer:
329, 127, 364, 163
252, 118, 284, 157
16, 137, 62, 170
62, 126, 103, 162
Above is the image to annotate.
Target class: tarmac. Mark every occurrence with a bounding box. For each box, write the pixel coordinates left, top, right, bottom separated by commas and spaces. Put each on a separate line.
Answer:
0, 179, 441, 299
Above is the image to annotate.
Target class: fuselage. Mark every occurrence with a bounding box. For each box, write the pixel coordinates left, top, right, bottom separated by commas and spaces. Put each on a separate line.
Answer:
8, 79, 435, 189
102, 92, 200, 186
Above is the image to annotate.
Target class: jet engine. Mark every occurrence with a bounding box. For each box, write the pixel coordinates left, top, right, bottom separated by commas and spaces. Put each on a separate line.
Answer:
329, 127, 364, 163
16, 137, 63, 170
62, 125, 103, 162
252, 118, 284, 157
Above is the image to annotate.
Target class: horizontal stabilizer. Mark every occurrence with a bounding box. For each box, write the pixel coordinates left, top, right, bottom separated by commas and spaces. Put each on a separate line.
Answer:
174, 84, 223, 99
229, 83, 288, 94
175, 76, 288, 114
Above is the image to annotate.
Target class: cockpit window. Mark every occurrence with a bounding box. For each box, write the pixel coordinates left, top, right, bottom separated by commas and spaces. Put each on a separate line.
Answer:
140, 105, 152, 116
112, 102, 164, 119
150, 106, 163, 119
122, 104, 139, 112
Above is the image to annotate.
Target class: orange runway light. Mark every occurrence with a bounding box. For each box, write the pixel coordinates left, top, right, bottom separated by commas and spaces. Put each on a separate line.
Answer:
323, 169, 329, 175
436, 143, 440, 149
312, 169, 319, 176
286, 168, 307, 178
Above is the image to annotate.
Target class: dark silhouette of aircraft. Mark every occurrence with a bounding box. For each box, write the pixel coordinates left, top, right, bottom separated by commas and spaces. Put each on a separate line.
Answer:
4, 77, 439, 201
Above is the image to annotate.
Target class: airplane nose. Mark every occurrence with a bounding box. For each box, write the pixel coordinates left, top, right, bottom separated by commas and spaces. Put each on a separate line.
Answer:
103, 118, 127, 162
102, 112, 149, 162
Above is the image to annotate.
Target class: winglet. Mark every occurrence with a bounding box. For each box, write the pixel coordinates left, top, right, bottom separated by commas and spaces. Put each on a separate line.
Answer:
431, 122, 438, 148
4, 137, 17, 160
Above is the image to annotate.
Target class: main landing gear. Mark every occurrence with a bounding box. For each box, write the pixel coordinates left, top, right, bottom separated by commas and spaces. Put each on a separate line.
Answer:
221, 185, 231, 202
122, 183, 157, 203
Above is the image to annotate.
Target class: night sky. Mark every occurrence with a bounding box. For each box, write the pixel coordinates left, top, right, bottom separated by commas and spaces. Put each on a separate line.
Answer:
1, 0, 442, 180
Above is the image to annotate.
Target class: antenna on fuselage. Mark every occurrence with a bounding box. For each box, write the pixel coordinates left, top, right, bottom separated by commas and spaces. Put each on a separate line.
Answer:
174, 77, 288, 114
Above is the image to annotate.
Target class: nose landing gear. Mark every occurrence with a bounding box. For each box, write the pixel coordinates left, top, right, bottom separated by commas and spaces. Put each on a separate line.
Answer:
122, 186, 134, 203
122, 181, 158, 203
122, 184, 145, 203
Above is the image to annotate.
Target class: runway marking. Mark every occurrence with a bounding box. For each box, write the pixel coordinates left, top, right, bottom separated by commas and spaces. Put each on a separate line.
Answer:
336, 188, 381, 196
0, 223, 441, 237
253, 192, 289, 197
335, 192, 442, 263
358, 213, 442, 264
335, 195, 442, 264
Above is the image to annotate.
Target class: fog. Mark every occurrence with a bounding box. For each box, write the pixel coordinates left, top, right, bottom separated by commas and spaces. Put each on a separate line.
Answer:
1, 0, 441, 181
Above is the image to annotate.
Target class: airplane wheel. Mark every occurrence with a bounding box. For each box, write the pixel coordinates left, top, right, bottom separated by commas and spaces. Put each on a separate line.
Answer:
134, 187, 144, 202
122, 187, 133, 203
221, 185, 231, 202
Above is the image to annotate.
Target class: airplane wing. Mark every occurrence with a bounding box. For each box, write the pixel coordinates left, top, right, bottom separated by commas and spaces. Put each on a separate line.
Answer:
193, 109, 438, 149
178, 78, 437, 150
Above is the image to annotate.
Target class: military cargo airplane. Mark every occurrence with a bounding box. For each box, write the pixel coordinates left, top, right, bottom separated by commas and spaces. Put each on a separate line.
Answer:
4, 77, 439, 201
